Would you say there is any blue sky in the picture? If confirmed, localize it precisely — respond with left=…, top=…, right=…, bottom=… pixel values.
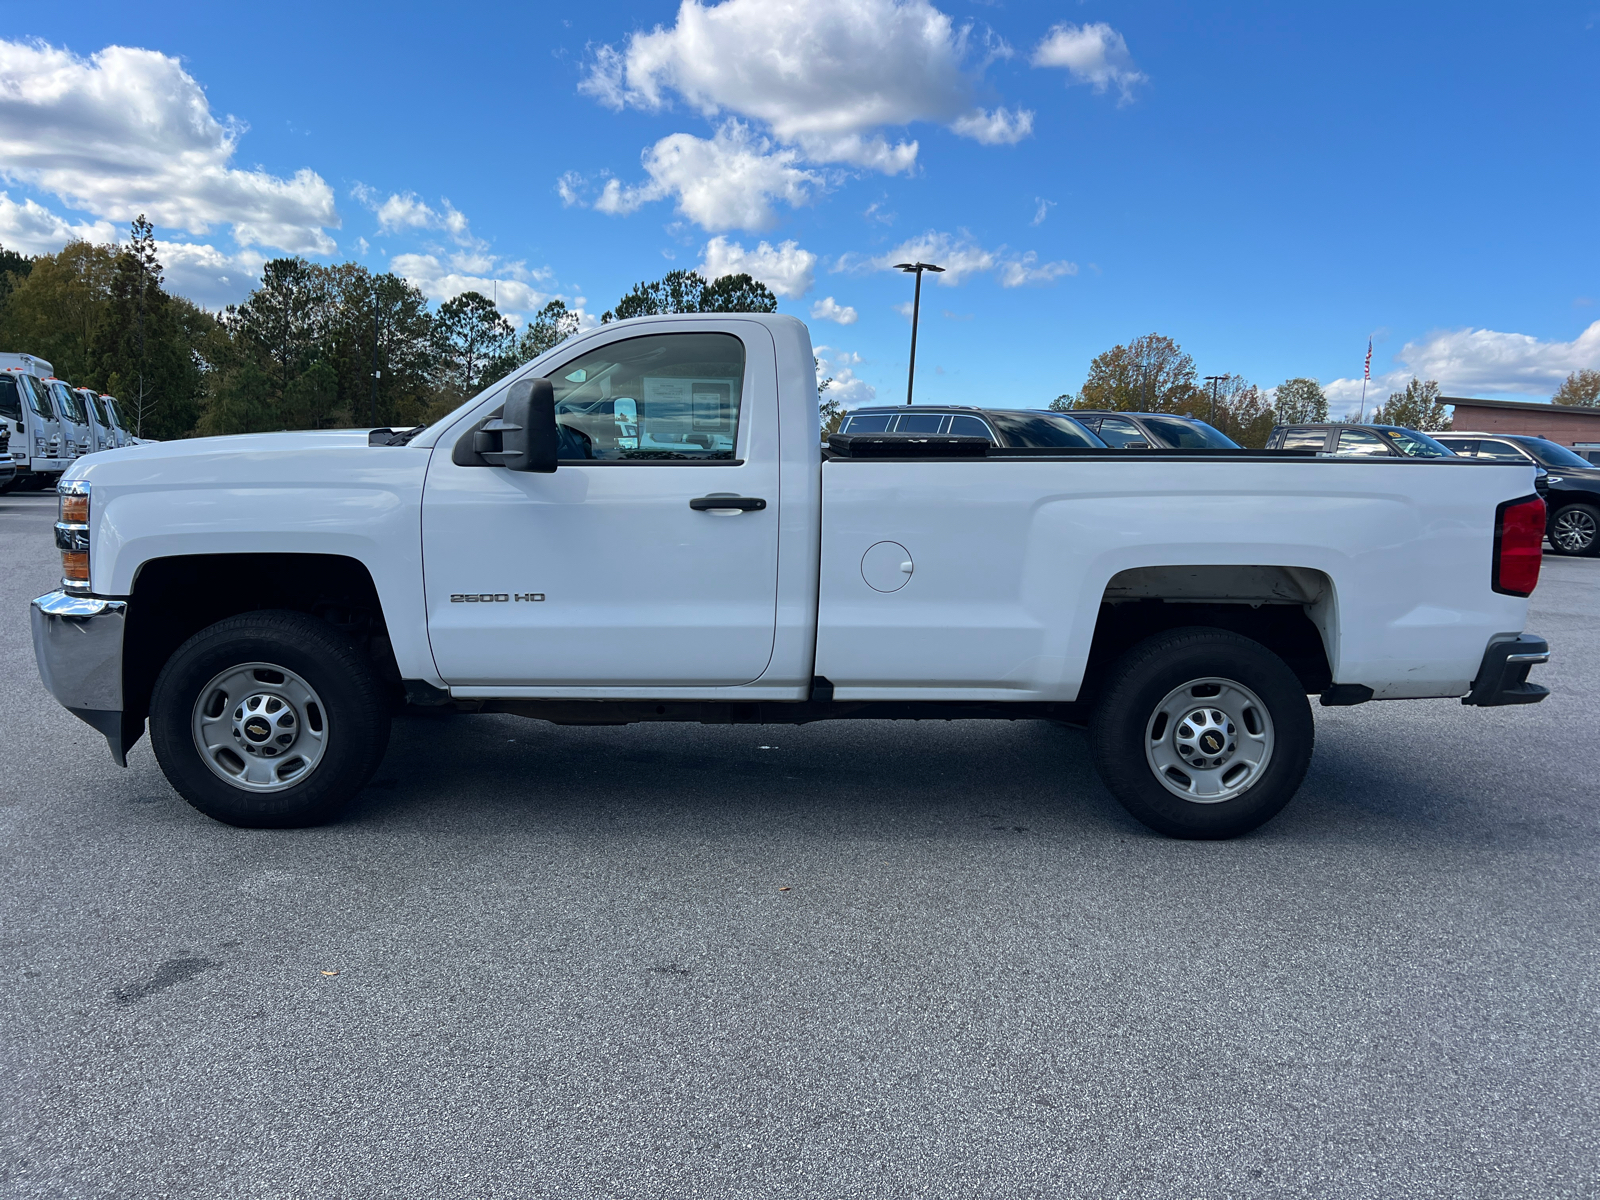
left=2, top=0, right=1597, bottom=412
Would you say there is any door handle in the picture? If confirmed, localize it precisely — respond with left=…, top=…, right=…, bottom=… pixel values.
left=689, top=495, right=767, bottom=513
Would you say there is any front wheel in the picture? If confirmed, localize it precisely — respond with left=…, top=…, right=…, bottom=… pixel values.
left=150, top=610, right=391, bottom=827
left=1548, top=503, right=1599, bottom=556
left=1089, top=628, right=1314, bottom=839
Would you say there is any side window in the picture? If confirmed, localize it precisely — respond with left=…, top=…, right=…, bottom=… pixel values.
left=1475, top=440, right=1528, bottom=462
left=1096, top=416, right=1145, bottom=447
left=842, top=414, right=892, bottom=433
left=0, top=377, right=22, bottom=423
left=893, top=412, right=946, bottom=434
left=546, top=332, right=744, bottom=461
left=947, top=414, right=995, bottom=442
left=1436, top=439, right=1476, bottom=456
left=1335, top=429, right=1393, bottom=457
left=1282, top=429, right=1330, bottom=452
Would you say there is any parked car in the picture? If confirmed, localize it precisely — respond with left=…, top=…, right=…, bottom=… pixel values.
left=1433, top=433, right=1600, bottom=556
left=1064, top=410, right=1239, bottom=449
left=1266, top=423, right=1457, bottom=458
left=837, top=405, right=1106, bottom=448
left=33, top=313, right=1550, bottom=840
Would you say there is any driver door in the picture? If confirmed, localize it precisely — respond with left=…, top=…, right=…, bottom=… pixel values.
left=421, top=323, right=782, bottom=689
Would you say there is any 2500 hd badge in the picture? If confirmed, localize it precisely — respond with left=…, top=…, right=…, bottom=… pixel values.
left=449, top=593, right=545, bottom=602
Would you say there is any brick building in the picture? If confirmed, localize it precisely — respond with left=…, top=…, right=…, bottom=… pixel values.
left=1443, top=396, right=1600, bottom=463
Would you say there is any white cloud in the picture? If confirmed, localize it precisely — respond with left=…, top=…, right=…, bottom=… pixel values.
left=0, top=191, right=116, bottom=253
left=556, top=171, right=584, bottom=207
left=948, top=106, right=1034, bottom=146
left=811, top=296, right=858, bottom=325
left=843, top=229, right=1076, bottom=289
left=699, top=235, right=816, bottom=297
left=353, top=186, right=475, bottom=246
left=390, top=252, right=553, bottom=313
left=816, top=344, right=875, bottom=405
left=580, top=0, right=1030, bottom=174
left=0, top=40, right=338, bottom=253
left=156, top=240, right=265, bottom=307
left=1032, top=22, right=1148, bottom=104
left=1321, top=371, right=1408, bottom=420
left=594, top=122, right=823, bottom=232
left=997, top=251, right=1078, bottom=287
left=1031, top=197, right=1055, bottom=226
left=1394, top=322, right=1600, bottom=395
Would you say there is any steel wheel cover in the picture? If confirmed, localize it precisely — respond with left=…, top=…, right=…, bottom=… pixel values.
left=1144, top=676, right=1275, bottom=804
left=191, top=661, right=329, bottom=792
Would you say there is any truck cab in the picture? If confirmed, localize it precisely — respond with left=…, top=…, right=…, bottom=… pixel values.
left=100, top=396, right=134, bottom=448
left=0, top=367, right=68, bottom=488
left=76, top=388, right=117, bottom=454
left=42, top=379, right=92, bottom=462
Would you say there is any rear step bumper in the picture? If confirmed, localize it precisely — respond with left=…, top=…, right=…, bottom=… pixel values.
left=1462, top=633, right=1550, bottom=706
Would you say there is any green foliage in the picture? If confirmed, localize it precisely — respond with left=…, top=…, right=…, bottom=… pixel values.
left=1273, top=377, right=1328, bottom=424
left=602, top=269, right=776, bottom=322
left=0, top=239, right=119, bottom=381
left=1054, top=333, right=1205, bottom=414
left=89, top=218, right=210, bottom=439
left=1553, top=368, right=1600, bottom=408
left=480, top=299, right=581, bottom=390
left=432, top=291, right=514, bottom=400
left=0, top=242, right=33, bottom=308
left=816, top=356, right=844, bottom=438
left=1373, top=378, right=1450, bottom=431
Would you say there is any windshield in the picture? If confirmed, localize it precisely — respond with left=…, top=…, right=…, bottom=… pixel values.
left=992, top=411, right=1104, bottom=448
left=103, top=398, right=128, bottom=431
left=49, top=382, right=86, bottom=424
left=1515, top=438, right=1593, bottom=469
left=1376, top=426, right=1456, bottom=458
left=1141, top=416, right=1239, bottom=449
left=0, top=376, right=22, bottom=423
left=19, top=374, right=53, bottom=419
left=85, top=393, right=111, bottom=426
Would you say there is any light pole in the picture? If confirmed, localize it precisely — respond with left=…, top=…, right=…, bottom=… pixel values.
left=893, top=261, right=944, bottom=404
left=1204, top=374, right=1225, bottom=429
left=369, top=287, right=382, bottom=428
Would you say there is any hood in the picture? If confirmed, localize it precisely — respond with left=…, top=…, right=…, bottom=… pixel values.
left=62, top=429, right=411, bottom=488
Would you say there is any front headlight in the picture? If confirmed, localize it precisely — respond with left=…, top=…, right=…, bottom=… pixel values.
left=56, top=479, right=91, bottom=594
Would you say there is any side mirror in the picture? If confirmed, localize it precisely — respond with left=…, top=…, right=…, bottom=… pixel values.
left=467, top=378, right=558, bottom=472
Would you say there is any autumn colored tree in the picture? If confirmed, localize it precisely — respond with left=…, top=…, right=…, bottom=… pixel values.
left=0, top=239, right=119, bottom=381
left=1552, top=368, right=1600, bottom=407
left=1049, top=333, right=1204, bottom=414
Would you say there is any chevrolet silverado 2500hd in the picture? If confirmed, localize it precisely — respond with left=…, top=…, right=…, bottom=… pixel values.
left=31, top=314, right=1550, bottom=838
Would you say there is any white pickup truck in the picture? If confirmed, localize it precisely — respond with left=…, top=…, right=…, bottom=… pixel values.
left=31, top=314, right=1551, bottom=838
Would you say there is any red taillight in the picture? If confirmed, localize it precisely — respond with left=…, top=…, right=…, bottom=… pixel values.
left=1493, top=494, right=1545, bottom=596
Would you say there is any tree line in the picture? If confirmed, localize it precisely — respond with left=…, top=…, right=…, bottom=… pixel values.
left=0, top=225, right=776, bottom=440
left=1046, top=332, right=1470, bottom=446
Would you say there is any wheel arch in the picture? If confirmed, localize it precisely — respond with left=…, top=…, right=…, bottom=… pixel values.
left=1080, top=564, right=1337, bottom=702
left=123, top=553, right=405, bottom=736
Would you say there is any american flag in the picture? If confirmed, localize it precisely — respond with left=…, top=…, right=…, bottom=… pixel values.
left=1364, top=337, right=1372, bottom=381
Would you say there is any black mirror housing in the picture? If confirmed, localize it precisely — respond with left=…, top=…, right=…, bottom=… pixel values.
left=463, top=377, right=558, bottom=472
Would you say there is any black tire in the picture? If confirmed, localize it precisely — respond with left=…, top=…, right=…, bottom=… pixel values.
left=1089, top=628, right=1314, bottom=839
left=1548, top=503, right=1599, bottom=557
left=0, top=476, right=18, bottom=495
left=150, top=610, right=390, bottom=828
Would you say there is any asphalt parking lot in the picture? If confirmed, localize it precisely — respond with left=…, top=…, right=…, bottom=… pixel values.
left=1, top=488, right=1596, bottom=1200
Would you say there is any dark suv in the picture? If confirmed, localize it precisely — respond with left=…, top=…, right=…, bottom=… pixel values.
left=1266, top=422, right=1457, bottom=458
left=837, top=406, right=1106, bottom=448
left=1433, top=433, right=1600, bottom=556
left=1064, top=410, right=1238, bottom=449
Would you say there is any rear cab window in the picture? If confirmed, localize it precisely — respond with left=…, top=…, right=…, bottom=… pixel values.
left=841, top=414, right=892, bottom=434
left=1335, top=429, right=1393, bottom=457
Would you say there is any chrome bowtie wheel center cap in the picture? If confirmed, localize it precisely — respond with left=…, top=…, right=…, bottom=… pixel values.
left=232, top=692, right=299, bottom=756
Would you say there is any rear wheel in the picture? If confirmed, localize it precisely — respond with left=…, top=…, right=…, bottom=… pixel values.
left=1548, top=503, right=1599, bottom=556
left=1089, top=628, right=1314, bottom=839
left=150, top=610, right=390, bottom=827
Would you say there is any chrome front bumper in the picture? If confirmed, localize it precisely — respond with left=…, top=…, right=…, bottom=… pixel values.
left=31, top=590, right=135, bottom=765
